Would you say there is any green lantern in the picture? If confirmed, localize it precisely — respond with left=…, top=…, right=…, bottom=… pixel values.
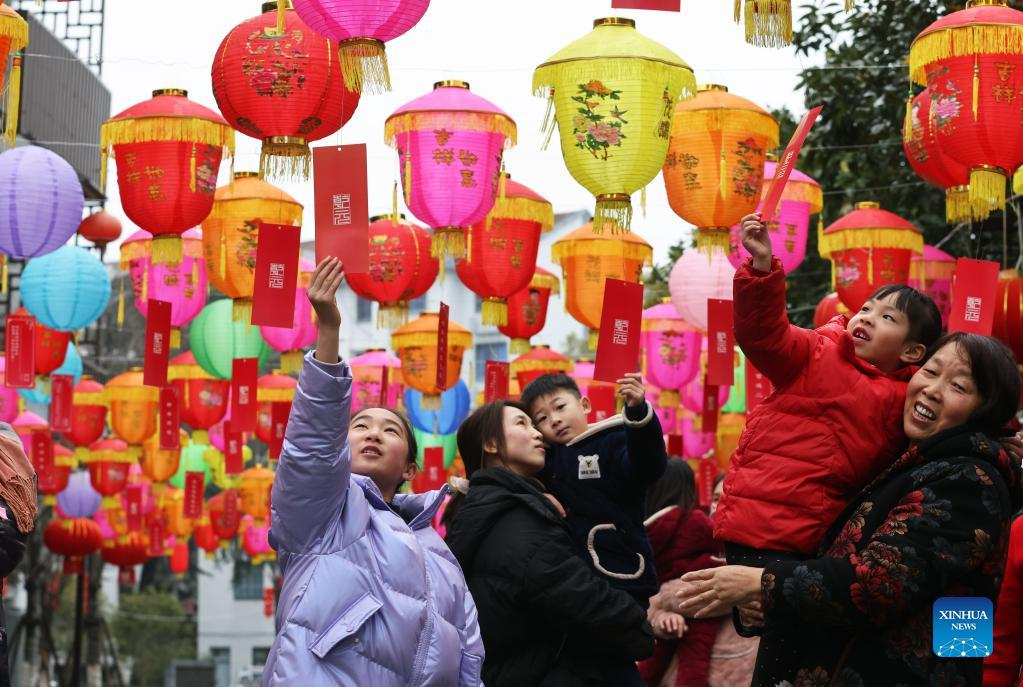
left=170, top=440, right=214, bottom=489
left=190, top=298, right=271, bottom=379
left=413, top=427, right=458, bottom=468
left=722, top=347, right=746, bottom=414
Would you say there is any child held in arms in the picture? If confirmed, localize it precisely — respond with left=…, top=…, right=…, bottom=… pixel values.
left=714, top=212, right=942, bottom=590
left=520, top=372, right=668, bottom=609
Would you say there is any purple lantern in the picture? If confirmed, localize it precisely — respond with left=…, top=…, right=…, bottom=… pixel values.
left=642, top=301, right=702, bottom=409
left=57, top=470, right=102, bottom=518
left=0, top=146, right=85, bottom=258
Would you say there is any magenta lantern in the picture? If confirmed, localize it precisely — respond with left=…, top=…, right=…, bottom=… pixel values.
left=669, top=250, right=736, bottom=331
left=13, top=410, right=47, bottom=453
left=642, top=301, right=702, bottom=409
left=681, top=374, right=730, bottom=415
left=385, top=80, right=517, bottom=260
left=0, top=358, right=23, bottom=423
left=349, top=349, right=403, bottom=413
left=909, top=245, right=955, bottom=327
left=679, top=411, right=715, bottom=460
left=259, top=259, right=317, bottom=375
left=133, top=228, right=207, bottom=348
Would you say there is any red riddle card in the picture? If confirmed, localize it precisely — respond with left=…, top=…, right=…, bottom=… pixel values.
left=761, top=106, right=823, bottom=222
left=30, top=430, right=52, bottom=479
left=588, top=385, right=617, bottom=423
left=184, top=471, right=205, bottom=518
left=143, top=299, right=172, bottom=388
left=379, top=365, right=389, bottom=406
left=251, top=223, right=301, bottom=328
left=698, top=458, right=718, bottom=508
left=49, top=374, right=73, bottom=433
left=159, top=386, right=181, bottom=450
left=5, top=314, right=34, bottom=388
left=611, top=0, right=680, bottom=9
left=231, top=359, right=259, bottom=432
left=667, top=433, right=683, bottom=457
left=484, top=361, right=510, bottom=404
left=701, top=380, right=720, bottom=435
left=948, top=258, right=1000, bottom=335
left=224, top=422, right=244, bottom=474
left=421, top=446, right=445, bottom=492
left=268, top=401, right=290, bottom=460
left=436, top=303, right=450, bottom=390
left=593, top=279, right=644, bottom=384
left=313, top=143, right=369, bottom=273
left=706, top=299, right=735, bottom=387
left=125, top=484, right=143, bottom=531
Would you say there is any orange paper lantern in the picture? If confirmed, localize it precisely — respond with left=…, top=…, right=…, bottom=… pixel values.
left=104, top=369, right=159, bottom=456
left=391, top=313, right=472, bottom=409
left=238, top=465, right=275, bottom=524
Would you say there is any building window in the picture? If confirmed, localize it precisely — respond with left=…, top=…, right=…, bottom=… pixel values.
left=474, top=342, right=508, bottom=383
left=356, top=297, right=372, bottom=323
left=475, top=295, right=482, bottom=313
left=232, top=563, right=264, bottom=601
left=409, top=295, right=427, bottom=315
left=211, top=647, right=230, bottom=687
left=252, top=647, right=271, bottom=667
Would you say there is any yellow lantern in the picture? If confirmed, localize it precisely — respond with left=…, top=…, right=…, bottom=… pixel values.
left=162, top=488, right=195, bottom=539
left=104, top=369, right=159, bottom=458
left=664, top=84, right=778, bottom=253
left=551, top=222, right=653, bottom=349
left=391, top=313, right=472, bottom=409
left=533, top=17, right=696, bottom=234
left=238, top=465, right=275, bottom=524
left=201, top=172, right=303, bottom=322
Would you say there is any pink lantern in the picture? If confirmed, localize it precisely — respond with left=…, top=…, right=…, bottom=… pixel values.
left=208, top=404, right=252, bottom=453
left=119, top=229, right=150, bottom=302
left=571, top=359, right=614, bottom=400
left=120, top=464, right=157, bottom=517
left=0, top=357, right=22, bottom=423
left=13, top=410, right=47, bottom=452
left=679, top=411, right=715, bottom=460
left=681, top=375, right=730, bottom=415
left=385, top=80, right=517, bottom=259
left=669, top=250, right=736, bottom=331
left=241, top=514, right=274, bottom=564
left=291, top=0, right=431, bottom=94
left=909, top=245, right=955, bottom=327
left=642, top=301, right=702, bottom=408
left=133, top=228, right=207, bottom=348
left=259, top=259, right=317, bottom=374
left=349, top=349, right=403, bottom=413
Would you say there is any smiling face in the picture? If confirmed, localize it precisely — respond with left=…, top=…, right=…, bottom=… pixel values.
left=904, top=342, right=984, bottom=444
left=845, top=293, right=926, bottom=373
left=529, top=390, right=591, bottom=445
left=349, top=408, right=416, bottom=499
left=484, top=406, right=547, bottom=477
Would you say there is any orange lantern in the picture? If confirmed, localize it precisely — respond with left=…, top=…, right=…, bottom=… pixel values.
left=499, top=267, right=560, bottom=354
left=104, top=369, right=159, bottom=457
left=162, top=488, right=195, bottom=539
left=663, top=84, right=778, bottom=253
left=201, top=172, right=303, bottom=322
left=391, top=313, right=472, bottom=409
left=101, top=531, right=149, bottom=585
left=238, top=465, right=275, bottom=524
left=140, top=430, right=187, bottom=488
left=818, top=201, right=923, bottom=312
left=66, top=377, right=107, bottom=465
left=551, top=222, right=653, bottom=349
left=256, top=372, right=297, bottom=446
left=168, top=351, right=230, bottom=442
left=510, top=345, right=574, bottom=390
left=84, top=438, right=133, bottom=509
left=44, top=518, right=104, bottom=575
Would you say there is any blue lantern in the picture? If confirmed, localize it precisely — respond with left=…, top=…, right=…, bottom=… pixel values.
left=22, top=245, right=110, bottom=332
left=19, top=342, right=82, bottom=405
left=405, top=380, right=470, bottom=435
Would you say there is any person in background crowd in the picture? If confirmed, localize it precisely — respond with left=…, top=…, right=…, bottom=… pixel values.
left=263, top=258, right=483, bottom=687
left=709, top=473, right=725, bottom=518
left=678, top=333, right=1022, bottom=687
left=0, top=424, right=34, bottom=687
left=445, top=400, right=654, bottom=686
left=985, top=512, right=1023, bottom=686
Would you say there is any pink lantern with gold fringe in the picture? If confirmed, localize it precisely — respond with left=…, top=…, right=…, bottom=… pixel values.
left=350, top=349, right=403, bottom=412
left=909, top=245, right=956, bottom=327
left=385, top=80, right=517, bottom=260
left=129, top=228, right=207, bottom=348
left=669, top=250, right=735, bottom=331
left=642, top=300, right=702, bottom=409
left=259, top=258, right=317, bottom=374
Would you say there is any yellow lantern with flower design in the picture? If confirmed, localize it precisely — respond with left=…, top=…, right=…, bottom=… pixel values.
left=533, top=17, right=696, bottom=234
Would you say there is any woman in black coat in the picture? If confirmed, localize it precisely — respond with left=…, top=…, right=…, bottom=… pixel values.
left=676, top=333, right=1023, bottom=686
left=445, top=400, right=654, bottom=687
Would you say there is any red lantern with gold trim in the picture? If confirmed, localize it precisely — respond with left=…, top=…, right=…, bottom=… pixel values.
left=37, top=444, right=72, bottom=506
left=101, top=89, right=234, bottom=265
left=456, top=174, right=552, bottom=326
left=211, top=1, right=360, bottom=179
left=510, top=345, right=574, bottom=391
left=66, top=377, right=108, bottom=466
left=11, top=307, right=71, bottom=377
left=347, top=215, right=439, bottom=328
left=101, top=531, right=150, bottom=586
left=255, top=372, right=296, bottom=446
left=140, top=430, right=187, bottom=487
left=85, top=438, right=133, bottom=509
left=44, top=518, right=104, bottom=575
left=499, top=267, right=559, bottom=355
left=208, top=490, right=242, bottom=541
left=169, top=351, right=230, bottom=442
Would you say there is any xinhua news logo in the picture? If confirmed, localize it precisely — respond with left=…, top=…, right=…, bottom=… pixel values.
left=932, top=597, right=993, bottom=658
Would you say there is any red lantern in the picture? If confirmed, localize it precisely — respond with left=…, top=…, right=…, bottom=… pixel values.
left=346, top=215, right=439, bottom=328
left=101, top=89, right=234, bottom=265
left=13, top=307, right=70, bottom=377
left=77, top=211, right=123, bottom=248
left=208, top=490, right=241, bottom=541
left=256, top=373, right=296, bottom=445
left=37, top=444, right=72, bottom=506
left=902, top=88, right=973, bottom=223
left=499, top=267, right=559, bottom=354
left=85, top=438, right=132, bottom=509
left=510, top=345, right=574, bottom=391
left=456, top=174, right=552, bottom=326
left=994, top=271, right=1023, bottom=361
left=910, top=1, right=1023, bottom=215
left=818, top=201, right=923, bottom=312
left=169, top=540, right=189, bottom=576
left=169, top=352, right=230, bottom=442
left=195, top=518, right=220, bottom=558
left=66, top=377, right=108, bottom=465
left=211, top=1, right=360, bottom=179
left=813, top=292, right=849, bottom=329
left=44, top=518, right=104, bottom=575
left=101, top=531, right=150, bottom=586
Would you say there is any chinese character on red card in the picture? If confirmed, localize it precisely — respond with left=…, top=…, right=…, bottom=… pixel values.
left=706, top=299, right=735, bottom=387
left=268, top=402, right=290, bottom=460
left=184, top=471, right=205, bottom=519
left=30, top=430, right=52, bottom=476
left=231, top=359, right=258, bottom=432
left=761, top=106, right=823, bottom=222
left=484, top=361, right=510, bottom=404
left=49, top=374, right=73, bottom=432
left=745, top=362, right=773, bottom=415
left=593, top=279, right=644, bottom=384
left=143, top=299, right=172, bottom=388
left=159, top=386, right=181, bottom=450
left=313, top=144, right=369, bottom=273
left=125, top=485, right=143, bottom=531
left=5, top=315, right=34, bottom=388
left=698, top=458, right=719, bottom=508
left=701, top=380, right=720, bottom=434
left=252, top=223, right=301, bottom=328
left=224, top=422, right=244, bottom=474
left=948, top=258, right=1000, bottom=335
left=421, top=446, right=445, bottom=492
left=436, top=303, right=449, bottom=390
left=588, top=385, right=617, bottom=423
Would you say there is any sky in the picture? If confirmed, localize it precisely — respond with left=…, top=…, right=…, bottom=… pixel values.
left=95, top=0, right=815, bottom=268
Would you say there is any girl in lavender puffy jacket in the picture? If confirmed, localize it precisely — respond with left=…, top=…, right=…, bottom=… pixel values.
left=262, top=258, right=484, bottom=687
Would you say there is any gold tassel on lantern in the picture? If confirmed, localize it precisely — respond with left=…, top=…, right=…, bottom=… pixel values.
left=431, top=227, right=466, bottom=260
left=151, top=235, right=183, bottom=266
left=232, top=298, right=253, bottom=324
left=946, top=185, right=973, bottom=223
left=260, top=137, right=311, bottom=180
left=540, top=88, right=557, bottom=151
left=189, top=145, right=197, bottom=193
left=969, top=166, right=1006, bottom=215
left=903, top=90, right=914, bottom=142
left=338, top=38, right=391, bottom=94
left=117, top=279, right=125, bottom=327
left=588, top=329, right=598, bottom=351
left=972, top=56, right=980, bottom=121
left=719, top=148, right=728, bottom=200
left=742, top=0, right=793, bottom=49
left=377, top=303, right=409, bottom=330
left=3, top=53, right=22, bottom=148
left=510, top=338, right=531, bottom=355
left=280, top=350, right=303, bottom=374
left=0, top=255, right=7, bottom=296
left=481, top=298, right=509, bottom=327
left=391, top=181, right=400, bottom=226
left=594, top=194, right=632, bottom=235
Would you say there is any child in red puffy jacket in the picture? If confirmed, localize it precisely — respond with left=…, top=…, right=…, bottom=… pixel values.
left=714, top=213, right=943, bottom=569
left=985, top=514, right=1023, bottom=686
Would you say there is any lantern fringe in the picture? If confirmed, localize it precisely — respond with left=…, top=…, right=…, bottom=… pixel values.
left=640, top=186, right=647, bottom=218
left=378, top=303, right=409, bottom=330
left=551, top=239, right=653, bottom=265
left=104, top=386, right=160, bottom=403
left=391, top=331, right=472, bottom=350
left=540, top=88, right=556, bottom=151
left=946, top=186, right=981, bottom=223
left=385, top=112, right=517, bottom=148
left=696, top=229, right=731, bottom=255
left=903, top=92, right=914, bottom=144
left=256, top=387, right=295, bottom=403
left=659, top=389, right=680, bottom=408
left=530, top=271, right=560, bottom=294
left=204, top=200, right=302, bottom=225
left=969, top=167, right=1006, bottom=215
left=151, top=235, right=184, bottom=266
left=489, top=195, right=555, bottom=232
left=510, top=358, right=574, bottom=375
left=280, top=350, right=303, bottom=374
left=87, top=451, right=135, bottom=464
left=0, top=13, right=28, bottom=48
left=1, top=256, right=7, bottom=296
left=170, top=327, right=182, bottom=350
left=100, top=116, right=235, bottom=155
left=72, top=447, right=89, bottom=467
left=533, top=60, right=697, bottom=109
left=817, top=227, right=924, bottom=258
left=742, top=0, right=793, bottom=49
left=593, top=197, right=633, bottom=235
left=510, top=338, right=532, bottom=355
left=685, top=109, right=780, bottom=145
left=260, top=142, right=311, bottom=181
left=338, top=38, right=391, bottom=94
left=117, top=279, right=125, bottom=327
left=845, top=0, right=855, bottom=10
left=42, top=494, right=56, bottom=506
left=420, top=394, right=443, bottom=410
left=72, top=391, right=106, bottom=406
left=910, top=255, right=957, bottom=281
left=587, top=329, right=598, bottom=351
left=910, top=23, right=1023, bottom=85
left=119, top=239, right=150, bottom=271
left=232, top=298, right=253, bottom=324
left=167, top=363, right=214, bottom=381
left=481, top=298, right=509, bottom=327
left=431, top=227, right=466, bottom=260
left=3, top=54, right=22, bottom=148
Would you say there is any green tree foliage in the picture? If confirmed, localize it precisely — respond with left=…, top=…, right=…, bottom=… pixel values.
left=112, top=590, right=196, bottom=687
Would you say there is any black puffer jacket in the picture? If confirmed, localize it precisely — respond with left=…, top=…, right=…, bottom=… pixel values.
left=445, top=468, right=654, bottom=687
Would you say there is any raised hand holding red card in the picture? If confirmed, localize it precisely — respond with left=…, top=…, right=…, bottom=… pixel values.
left=594, top=279, right=644, bottom=384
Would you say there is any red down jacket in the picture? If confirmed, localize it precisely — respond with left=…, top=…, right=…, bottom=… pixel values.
left=713, top=258, right=911, bottom=556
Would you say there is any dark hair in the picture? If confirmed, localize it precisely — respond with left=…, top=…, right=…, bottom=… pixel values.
left=922, top=332, right=1020, bottom=432
left=519, top=373, right=582, bottom=414
left=644, top=459, right=697, bottom=519
left=456, top=400, right=532, bottom=478
left=713, top=472, right=725, bottom=490
left=351, top=407, right=418, bottom=466
left=869, top=284, right=943, bottom=349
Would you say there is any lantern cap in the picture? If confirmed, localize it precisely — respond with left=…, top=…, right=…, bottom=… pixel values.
left=819, top=205, right=924, bottom=258
left=152, top=88, right=187, bottom=98
left=511, top=346, right=574, bottom=375
left=103, top=89, right=234, bottom=156
left=855, top=201, right=880, bottom=209
left=672, top=88, right=780, bottom=148
left=642, top=301, right=696, bottom=331
left=909, top=1, right=1023, bottom=85
left=697, top=84, right=728, bottom=92
left=207, top=174, right=303, bottom=223
left=233, top=171, right=260, bottom=180
left=391, top=312, right=473, bottom=350
left=551, top=222, right=653, bottom=266
left=593, top=17, right=636, bottom=28
left=434, top=80, right=470, bottom=90
left=370, top=213, right=407, bottom=223
left=262, top=0, right=293, bottom=11
left=385, top=82, right=517, bottom=148
left=0, top=4, right=28, bottom=52
left=529, top=267, right=560, bottom=294
left=481, top=177, right=555, bottom=232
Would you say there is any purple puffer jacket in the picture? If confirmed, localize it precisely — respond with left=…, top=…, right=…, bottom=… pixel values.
left=262, top=354, right=484, bottom=686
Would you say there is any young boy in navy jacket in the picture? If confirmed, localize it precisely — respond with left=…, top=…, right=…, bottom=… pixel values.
left=521, top=372, right=668, bottom=608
